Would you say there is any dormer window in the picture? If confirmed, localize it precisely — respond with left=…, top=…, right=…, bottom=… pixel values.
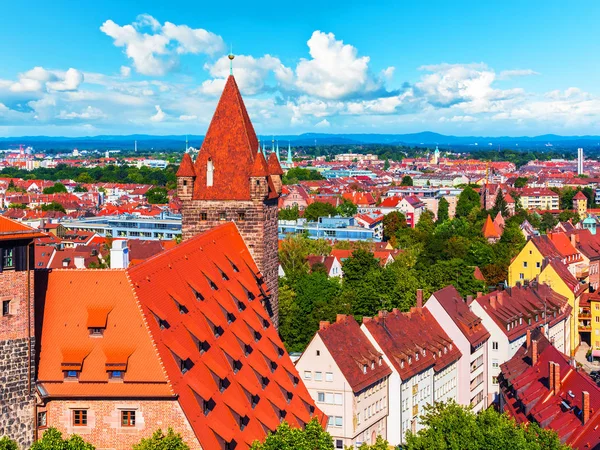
left=207, top=159, right=214, bottom=187
left=233, top=360, right=243, bottom=373
left=198, top=340, right=210, bottom=354
left=363, top=364, right=367, bottom=374
left=109, top=370, right=123, bottom=380
left=89, top=327, right=104, bottom=337
left=378, top=356, right=383, bottom=366
left=180, top=358, right=194, bottom=374
left=371, top=361, right=375, bottom=370
left=219, top=377, right=230, bottom=393
left=408, top=356, right=412, bottom=364
left=64, top=370, right=79, bottom=379
left=251, top=394, right=260, bottom=408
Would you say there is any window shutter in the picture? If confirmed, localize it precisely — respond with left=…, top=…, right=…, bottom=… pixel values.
left=15, top=246, right=27, bottom=271
left=0, top=248, right=3, bottom=273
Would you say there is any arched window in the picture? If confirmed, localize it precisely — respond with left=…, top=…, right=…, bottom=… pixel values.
left=207, top=159, right=214, bottom=187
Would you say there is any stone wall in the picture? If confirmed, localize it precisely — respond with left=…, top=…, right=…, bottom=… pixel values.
left=181, top=197, right=279, bottom=328
left=42, top=398, right=201, bottom=450
left=0, top=337, right=35, bottom=449
left=0, top=269, right=35, bottom=448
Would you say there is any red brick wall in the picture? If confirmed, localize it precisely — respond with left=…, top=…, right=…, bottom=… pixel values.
left=0, top=270, right=34, bottom=340
left=42, top=399, right=202, bottom=449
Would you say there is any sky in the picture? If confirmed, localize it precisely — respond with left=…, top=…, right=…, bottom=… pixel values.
left=1, top=0, right=600, bottom=137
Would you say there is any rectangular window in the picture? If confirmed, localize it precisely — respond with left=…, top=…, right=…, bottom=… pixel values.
left=492, top=342, right=499, bottom=351
left=2, top=300, right=10, bottom=316
left=89, top=327, right=103, bottom=336
left=73, top=410, right=87, bottom=426
left=325, top=393, right=334, bottom=404
left=523, top=261, right=528, bottom=268
left=37, top=411, right=47, bottom=428
left=237, top=212, right=245, bottom=221
left=334, top=393, right=343, bottom=405
left=121, top=410, right=136, bottom=427
left=334, top=416, right=343, bottom=427
left=3, top=248, right=14, bottom=269
left=536, top=262, right=541, bottom=268
left=336, top=440, right=343, bottom=449
left=519, top=273, right=524, bottom=280
left=492, top=359, right=499, bottom=368
left=65, top=370, right=79, bottom=379
left=492, top=376, right=499, bottom=385
left=303, top=371, right=311, bottom=380
left=315, top=371, right=323, bottom=381
left=325, top=372, right=333, bottom=382
left=200, top=212, right=207, bottom=221
left=317, top=392, right=324, bottom=402
left=219, top=212, right=226, bottom=221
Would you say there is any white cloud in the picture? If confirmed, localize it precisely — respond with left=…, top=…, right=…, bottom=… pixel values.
left=57, top=106, right=106, bottom=120
left=315, top=119, right=330, bottom=128
left=498, top=69, right=539, bottom=80
left=179, top=114, right=197, bottom=121
left=47, top=68, right=84, bottom=91
left=439, top=115, right=477, bottom=122
left=150, top=104, right=166, bottom=122
left=100, top=14, right=225, bottom=76
left=9, top=67, right=83, bottom=93
left=120, top=66, right=131, bottom=77
left=294, top=31, right=384, bottom=100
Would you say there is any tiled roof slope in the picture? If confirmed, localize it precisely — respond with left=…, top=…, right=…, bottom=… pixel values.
left=192, top=76, right=259, bottom=200
left=432, top=285, right=490, bottom=348
left=177, top=152, right=196, bottom=177
left=500, top=331, right=600, bottom=448
left=0, top=215, right=44, bottom=241
left=36, top=270, right=172, bottom=398
left=318, top=315, right=392, bottom=393
left=362, top=308, right=461, bottom=380
left=128, top=223, right=324, bottom=449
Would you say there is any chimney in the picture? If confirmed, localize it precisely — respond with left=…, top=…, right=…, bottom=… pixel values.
left=110, top=239, right=129, bottom=269
left=498, top=291, right=504, bottom=306
left=74, top=256, right=85, bottom=269
left=532, top=339, right=538, bottom=366
left=416, top=289, right=423, bottom=309
left=319, top=321, right=329, bottom=330
left=336, top=314, right=347, bottom=323
left=466, top=295, right=474, bottom=305
left=490, top=295, right=497, bottom=309
left=526, top=329, right=531, bottom=349
left=583, top=391, right=590, bottom=424
left=554, top=362, right=561, bottom=393
left=549, top=361, right=555, bottom=393
left=570, top=233, right=577, bottom=248
left=477, top=291, right=483, bottom=298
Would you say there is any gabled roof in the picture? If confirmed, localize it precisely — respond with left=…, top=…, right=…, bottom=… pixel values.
left=318, top=315, right=391, bottom=393
left=128, top=223, right=324, bottom=448
left=530, top=235, right=562, bottom=259
left=0, top=216, right=44, bottom=241
left=191, top=76, right=261, bottom=201
left=176, top=153, right=196, bottom=177
left=547, top=232, right=580, bottom=258
left=483, top=214, right=501, bottom=239
left=431, top=285, right=490, bottom=348
left=574, top=191, right=587, bottom=201
left=362, top=308, right=461, bottom=380
left=267, top=152, right=284, bottom=176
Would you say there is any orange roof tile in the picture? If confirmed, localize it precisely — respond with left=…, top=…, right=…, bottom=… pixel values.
left=267, top=152, right=284, bottom=176
left=176, top=152, right=196, bottom=177
left=0, top=216, right=44, bottom=241
left=482, top=214, right=501, bottom=239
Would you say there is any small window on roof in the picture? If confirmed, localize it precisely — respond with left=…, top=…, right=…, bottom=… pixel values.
left=219, top=377, right=230, bottom=393
left=89, top=327, right=104, bottom=337
left=237, top=300, right=246, bottom=312
left=198, top=340, right=210, bottom=353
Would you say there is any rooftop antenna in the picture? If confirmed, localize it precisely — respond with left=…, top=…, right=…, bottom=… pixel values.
left=228, top=45, right=234, bottom=75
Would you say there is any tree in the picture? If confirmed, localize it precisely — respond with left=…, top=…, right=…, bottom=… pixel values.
left=303, top=201, right=337, bottom=222
left=31, top=427, right=95, bottom=450
left=423, top=258, right=485, bottom=297
left=383, top=158, right=390, bottom=170
left=250, top=419, right=333, bottom=450
left=8, top=203, right=27, bottom=209
left=491, top=191, right=509, bottom=217
left=342, top=250, right=381, bottom=285
left=279, top=205, right=300, bottom=220
left=437, top=197, right=450, bottom=223
left=558, top=210, right=580, bottom=224
left=352, top=436, right=390, bottom=450
left=74, top=185, right=88, bottom=193
left=41, top=201, right=66, bottom=213
left=456, top=186, right=481, bottom=218
left=43, top=182, right=68, bottom=194
left=514, top=177, right=528, bottom=188
left=279, top=235, right=310, bottom=278
left=401, top=175, right=413, bottom=186
left=337, top=199, right=358, bottom=217
left=282, top=167, right=325, bottom=184
left=383, top=211, right=407, bottom=241
left=405, top=400, right=568, bottom=450
left=0, top=437, right=18, bottom=450
left=540, top=212, right=558, bottom=232
left=133, top=428, right=189, bottom=450
left=146, top=187, right=169, bottom=204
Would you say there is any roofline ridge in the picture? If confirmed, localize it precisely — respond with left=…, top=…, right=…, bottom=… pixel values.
left=124, top=270, right=175, bottom=396
left=230, top=75, right=257, bottom=160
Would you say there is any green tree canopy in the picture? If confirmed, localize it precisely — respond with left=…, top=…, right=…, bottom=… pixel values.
left=456, top=186, right=481, bottom=218
left=383, top=211, right=407, bottom=241
left=146, top=187, right=169, bottom=204
left=133, top=428, right=189, bottom=450
left=43, top=182, right=68, bottom=194
left=282, top=167, right=325, bottom=184
left=0, top=437, right=18, bottom=450
left=514, top=177, right=529, bottom=188
left=41, top=201, right=66, bottom=213
left=401, top=175, right=414, bottom=186
left=31, top=428, right=95, bottom=450
left=279, top=205, right=300, bottom=221
left=337, top=199, right=358, bottom=217
left=304, top=201, right=338, bottom=222
left=405, top=400, right=568, bottom=450
left=491, top=191, right=509, bottom=217
left=437, top=197, right=450, bottom=223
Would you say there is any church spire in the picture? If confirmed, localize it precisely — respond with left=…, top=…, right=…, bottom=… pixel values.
left=286, top=141, right=293, bottom=164
left=228, top=47, right=234, bottom=75
left=276, top=140, right=280, bottom=161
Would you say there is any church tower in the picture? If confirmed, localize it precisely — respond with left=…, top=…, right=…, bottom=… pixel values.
left=177, top=73, right=282, bottom=327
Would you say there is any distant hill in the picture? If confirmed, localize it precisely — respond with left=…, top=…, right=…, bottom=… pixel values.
left=1, top=132, right=600, bottom=151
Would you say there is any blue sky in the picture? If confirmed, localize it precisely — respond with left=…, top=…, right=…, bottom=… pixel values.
left=1, top=0, right=599, bottom=136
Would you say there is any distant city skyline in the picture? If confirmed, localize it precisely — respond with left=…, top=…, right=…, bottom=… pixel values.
left=1, top=0, right=599, bottom=137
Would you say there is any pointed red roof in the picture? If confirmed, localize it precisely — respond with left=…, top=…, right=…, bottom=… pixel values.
left=574, top=191, right=587, bottom=201
left=267, top=152, right=284, bottom=176
left=251, top=151, right=269, bottom=177
left=192, top=76, right=259, bottom=200
left=482, top=214, right=501, bottom=239
left=176, top=153, right=196, bottom=177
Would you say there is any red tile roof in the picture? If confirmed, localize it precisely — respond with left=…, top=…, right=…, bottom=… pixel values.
left=176, top=152, right=196, bottom=177
left=431, top=285, right=490, bottom=348
left=574, top=191, right=587, bottom=200
left=0, top=216, right=44, bottom=241
left=318, top=315, right=391, bottom=393
left=267, top=152, right=284, bottom=176
left=362, top=308, right=461, bottom=379
left=482, top=214, right=501, bottom=239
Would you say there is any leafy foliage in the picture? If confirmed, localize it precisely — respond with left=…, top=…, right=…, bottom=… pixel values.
left=0, top=437, right=18, bottom=450
left=437, top=197, right=450, bottom=223
left=337, top=199, right=358, bottom=217
left=514, top=176, right=529, bottom=188
left=405, top=401, right=569, bottom=450
left=31, top=427, right=95, bottom=450
left=456, top=186, right=481, bottom=218
left=401, top=175, right=413, bottom=186
left=145, top=187, right=169, bottom=204
left=43, top=182, right=68, bottom=194
left=41, top=201, right=66, bottom=213
left=282, top=167, right=325, bottom=184
left=279, top=205, right=300, bottom=220
left=132, top=428, right=189, bottom=450
left=303, top=202, right=338, bottom=222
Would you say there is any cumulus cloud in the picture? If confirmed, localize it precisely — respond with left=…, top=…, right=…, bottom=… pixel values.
left=9, top=67, right=83, bottom=93
left=57, top=106, right=106, bottom=120
left=47, top=68, right=84, bottom=91
left=100, top=14, right=225, bottom=76
left=150, top=104, right=166, bottom=122
left=315, top=119, right=330, bottom=128
left=498, top=69, right=539, bottom=80
left=120, top=66, right=131, bottom=77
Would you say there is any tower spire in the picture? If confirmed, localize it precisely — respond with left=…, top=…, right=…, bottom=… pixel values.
left=287, top=141, right=292, bottom=164
left=276, top=140, right=280, bottom=161
left=228, top=45, right=234, bottom=76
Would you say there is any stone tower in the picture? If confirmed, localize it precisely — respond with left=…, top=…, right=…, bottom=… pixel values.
left=177, top=75, right=282, bottom=327
left=0, top=218, right=42, bottom=448
left=573, top=190, right=588, bottom=221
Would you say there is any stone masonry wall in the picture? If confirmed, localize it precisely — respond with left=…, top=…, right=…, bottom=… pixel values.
left=0, top=269, right=35, bottom=448
left=181, top=197, right=280, bottom=328
left=43, top=399, right=201, bottom=450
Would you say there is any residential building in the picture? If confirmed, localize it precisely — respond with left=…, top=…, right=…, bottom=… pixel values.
left=508, top=235, right=562, bottom=286
left=354, top=212, right=384, bottom=241
left=278, top=217, right=380, bottom=242
left=515, top=188, right=559, bottom=211
left=296, top=315, right=392, bottom=448
left=425, top=286, right=490, bottom=411
left=470, top=284, right=571, bottom=403
left=360, top=295, right=461, bottom=446
left=500, top=330, right=600, bottom=449
left=306, top=254, right=343, bottom=278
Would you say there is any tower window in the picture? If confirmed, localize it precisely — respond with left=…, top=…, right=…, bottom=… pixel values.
left=200, top=212, right=207, bottom=221
left=207, top=159, right=214, bottom=187
left=2, top=300, right=11, bottom=316
left=238, top=212, right=245, bottom=221
left=73, top=410, right=87, bottom=426
left=121, top=410, right=136, bottom=427
left=3, top=248, right=14, bottom=269
left=219, top=212, right=226, bottom=221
